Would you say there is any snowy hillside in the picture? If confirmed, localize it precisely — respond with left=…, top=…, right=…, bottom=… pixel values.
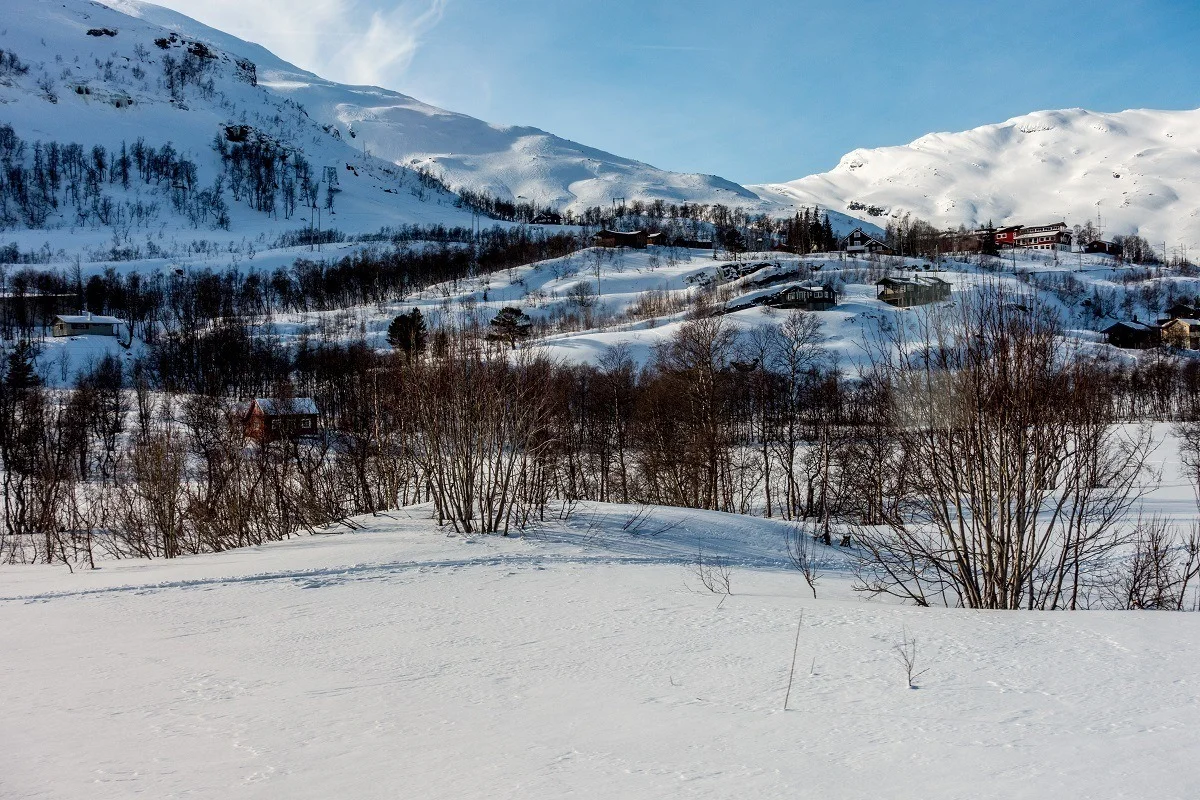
left=232, top=243, right=1189, bottom=382
left=754, top=107, right=1200, bottom=249
left=0, top=0, right=489, bottom=257
left=96, top=0, right=770, bottom=214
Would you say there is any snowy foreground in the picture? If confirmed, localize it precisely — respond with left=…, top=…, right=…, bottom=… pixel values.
left=2, top=504, right=1199, bottom=799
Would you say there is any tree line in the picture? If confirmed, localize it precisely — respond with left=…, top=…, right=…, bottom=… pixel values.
left=2, top=280, right=1198, bottom=610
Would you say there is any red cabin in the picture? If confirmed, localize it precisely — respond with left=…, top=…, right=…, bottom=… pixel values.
left=244, top=398, right=320, bottom=442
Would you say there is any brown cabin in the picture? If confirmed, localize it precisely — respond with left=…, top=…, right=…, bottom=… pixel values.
left=593, top=229, right=648, bottom=249
left=1085, top=240, right=1122, bottom=257
left=244, top=398, right=320, bottom=442
left=1160, top=318, right=1200, bottom=350
left=1103, top=320, right=1159, bottom=350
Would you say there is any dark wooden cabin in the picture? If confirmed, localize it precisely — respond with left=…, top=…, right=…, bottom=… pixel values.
left=593, top=229, right=648, bottom=249
left=1085, top=240, right=1122, bottom=257
left=844, top=227, right=894, bottom=255
left=244, top=398, right=320, bottom=442
left=876, top=276, right=951, bottom=308
left=764, top=284, right=839, bottom=311
left=1102, top=320, right=1159, bottom=350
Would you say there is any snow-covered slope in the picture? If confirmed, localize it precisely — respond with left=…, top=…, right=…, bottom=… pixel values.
left=97, top=0, right=768, bottom=213
left=755, top=108, right=1200, bottom=247
left=3, top=500, right=1199, bottom=800
left=0, top=0, right=485, bottom=250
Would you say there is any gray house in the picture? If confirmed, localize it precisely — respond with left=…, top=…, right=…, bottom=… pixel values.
left=52, top=313, right=123, bottom=337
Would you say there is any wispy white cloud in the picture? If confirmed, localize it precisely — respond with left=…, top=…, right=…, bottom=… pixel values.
left=144, top=0, right=447, bottom=87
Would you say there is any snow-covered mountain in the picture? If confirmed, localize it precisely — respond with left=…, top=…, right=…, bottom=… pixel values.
left=754, top=107, right=1200, bottom=248
left=0, top=0, right=494, bottom=250
left=101, top=0, right=767, bottom=213
left=8, top=0, right=1199, bottom=255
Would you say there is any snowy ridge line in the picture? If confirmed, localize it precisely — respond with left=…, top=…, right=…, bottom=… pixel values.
left=0, top=547, right=794, bottom=603
left=752, top=106, right=1200, bottom=248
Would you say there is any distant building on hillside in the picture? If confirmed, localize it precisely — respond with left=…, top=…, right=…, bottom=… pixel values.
left=243, top=398, right=320, bottom=442
left=1085, top=239, right=1122, bottom=257
left=844, top=227, right=894, bottom=255
left=673, top=237, right=714, bottom=250
left=876, top=276, right=951, bottom=308
left=763, top=284, right=839, bottom=311
left=51, top=312, right=123, bottom=337
left=646, top=232, right=666, bottom=246
left=1160, top=318, right=1200, bottom=350
left=1164, top=303, right=1199, bottom=322
left=1102, top=319, right=1159, bottom=349
left=993, top=225, right=1024, bottom=248
left=593, top=229, right=648, bottom=249
left=1013, top=222, right=1071, bottom=251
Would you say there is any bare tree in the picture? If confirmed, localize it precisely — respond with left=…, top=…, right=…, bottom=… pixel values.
left=691, top=543, right=733, bottom=597
left=1111, top=516, right=1200, bottom=610
left=786, top=522, right=823, bottom=598
left=856, top=282, right=1153, bottom=609
left=892, top=627, right=928, bottom=689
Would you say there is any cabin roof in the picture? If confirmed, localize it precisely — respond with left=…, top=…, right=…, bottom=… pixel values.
left=54, top=314, right=122, bottom=324
left=1104, top=320, right=1157, bottom=333
left=876, top=276, right=949, bottom=288
left=252, top=397, right=319, bottom=415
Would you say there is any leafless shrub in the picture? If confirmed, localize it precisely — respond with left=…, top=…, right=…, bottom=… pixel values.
left=1110, top=516, right=1200, bottom=610
left=856, top=282, right=1154, bottom=609
left=691, top=543, right=733, bottom=597
left=786, top=522, right=823, bottom=598
left=622, top=503, right=690, bottom=537
left=892, top=627, right=928, bottom=689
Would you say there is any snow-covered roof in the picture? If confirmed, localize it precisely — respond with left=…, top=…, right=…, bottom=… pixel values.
left=1104, top=320, right=1157, bottom=333
left=877, top=276, right=949, bottom=288
left=54, top=314, right=123, bottom=325
left=253, top=398, right=319, bottom=415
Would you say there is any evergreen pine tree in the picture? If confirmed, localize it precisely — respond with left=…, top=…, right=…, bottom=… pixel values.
left=387, top=308, right=428, bottom=364
left=4, top=341, right=40, bottom=392
left=489, top=306, right=533, bottom=350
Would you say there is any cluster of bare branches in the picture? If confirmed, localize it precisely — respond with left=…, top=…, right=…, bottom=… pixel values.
left=854, top=282, right=1159, bottom=610
left=6, top=268, right=1200, bottom=612
left=786, top=522, right=824, bottom=598
left=1110, top=516, right=1200, bottom=611
left=690, top=543, right=733, bottom=597
left=892, top=627, right=929, bottom=689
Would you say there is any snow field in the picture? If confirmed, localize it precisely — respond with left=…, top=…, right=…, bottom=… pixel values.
left=2, top=504, right=1199, bottom=799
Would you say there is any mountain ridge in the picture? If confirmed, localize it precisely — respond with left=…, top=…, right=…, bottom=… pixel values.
left=752, top=106, right=1200, bottom=247
left=103, top=0, right=768, bottom=213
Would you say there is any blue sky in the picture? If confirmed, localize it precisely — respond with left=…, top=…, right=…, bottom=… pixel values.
left=158, top=0, right=1200, bottom=184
